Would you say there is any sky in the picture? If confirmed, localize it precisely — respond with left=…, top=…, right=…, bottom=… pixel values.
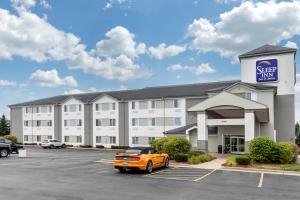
left=0, top=0, right=299, bottom=121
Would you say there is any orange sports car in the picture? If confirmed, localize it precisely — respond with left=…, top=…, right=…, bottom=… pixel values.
left=114, top=147, right=170, bottom=173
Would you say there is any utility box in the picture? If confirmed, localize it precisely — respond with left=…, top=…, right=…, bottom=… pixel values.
left=18, top=149, right=27, bottom=158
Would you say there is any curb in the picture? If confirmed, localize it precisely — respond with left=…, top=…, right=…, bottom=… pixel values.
left=220, top=166, right=300, bottom=176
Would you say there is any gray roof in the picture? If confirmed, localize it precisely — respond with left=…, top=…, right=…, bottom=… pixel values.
left=206, top=82, right=277, bottom=93
left=164, top=123, right=197, bottom=135
left=9, top=80, right=240, bottom=107
left=239, top=44, right=297, bottom=59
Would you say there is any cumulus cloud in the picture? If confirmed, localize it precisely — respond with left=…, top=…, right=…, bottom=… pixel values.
left=167, top=63, right=216, bottom=75
left=0, top=80, right=17, bottom=86
left=285, top=41, right=298, bottom=49
left=29, top=69, right=78, bottom=87
left=11, top=0, right=36, bottom=11
left=148, top=43, right=186, bottom=60
left=0, top=6, right=150, bottom=81
left=63, top=89, right=83, bottom=95
left=40, top=0, right=51, bottom=9
left=187, top=1, right=300, bottom=62
left=94, top=26, right=146, bottom=58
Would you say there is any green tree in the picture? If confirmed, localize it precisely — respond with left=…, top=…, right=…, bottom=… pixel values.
left=0, top=114, right=10, bottom=136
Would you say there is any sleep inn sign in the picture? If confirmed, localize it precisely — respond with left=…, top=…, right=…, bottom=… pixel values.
left=256, top=59, right=278, bottom=82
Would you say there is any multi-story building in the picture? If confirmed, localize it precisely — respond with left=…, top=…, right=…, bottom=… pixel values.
left=9, top=44, right=297, bottom=153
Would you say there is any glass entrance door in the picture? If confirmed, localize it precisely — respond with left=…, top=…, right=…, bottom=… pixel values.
left=230, top=136, right=245, bottom=153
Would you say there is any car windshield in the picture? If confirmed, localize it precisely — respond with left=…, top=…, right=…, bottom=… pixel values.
left=125, top=149, right=142, bottom=154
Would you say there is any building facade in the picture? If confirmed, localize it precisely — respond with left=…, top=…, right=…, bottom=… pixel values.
left=9, top=44, right=297, bottom=153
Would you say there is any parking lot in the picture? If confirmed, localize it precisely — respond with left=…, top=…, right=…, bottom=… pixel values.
left=0, top=147, right=300, bottom=200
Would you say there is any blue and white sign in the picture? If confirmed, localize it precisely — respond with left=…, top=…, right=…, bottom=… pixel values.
left=256, top=59, right=278, bottom=82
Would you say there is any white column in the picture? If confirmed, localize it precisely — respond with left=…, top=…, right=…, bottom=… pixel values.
left=245, top=110, right=255, bottom=142
left=197, top=111, right=208, bottom=141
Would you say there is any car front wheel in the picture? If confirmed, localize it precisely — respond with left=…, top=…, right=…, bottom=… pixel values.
left=146, top=161, right=153, bottom=173
left=0, top=149, right=9, bottom=157
left=164, top=158, right=170, bottom=168
left=62, top=144, right=66, bottom=149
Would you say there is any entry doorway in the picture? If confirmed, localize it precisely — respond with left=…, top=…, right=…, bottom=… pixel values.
left=224, top=135, right=245, bottom=154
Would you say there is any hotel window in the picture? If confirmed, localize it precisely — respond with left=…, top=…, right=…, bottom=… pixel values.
left=36, top=120, right=41, bottom=127
left=95, top=104, right=100, bottom=111
left=64, top=105, right=68, bottom=112
left=110, top=119, right=116, bottom=126
left=49, top=106, right=52, bottom=113
left=110, top=136, right=116, bottom=144
left=132, top=101, right=136, bottom=110
left=174, top=99, right=179, bottom=108
left=175, top=117, right=181, bottom=126
left=96, top=136, right=102, bottom=143
left=96, top=119, right=101, bottom=126
left=77, top=136, right=82, bottom=143
left=77, top=119, right=82, bottom=127
left=24, top=135, right=28, bottom=141
left=150, top=118, right=155, bottom=126
left=24, top=121, right=29, bottom=127
left=64, top=136, right=69, bottom=142
left=37, top=136, right=41, bottom=142
left=25, top=107, right=29, bottom=113
left=78, top=104, right=82, bottom=112
left=47, top=120, right=52, bottom=127
left=148, top=137, right=156, bottom=144
left=111, top=103, right=116, bottom=110
left=150, top=101, right=156, bottom=109
left=64, top=120, right=68, bottom=127
left=35, top=107, right=40, bottom=113
left=132, top=118, right=138, bottom=126
left=132, top=137, right=139, bottom=144
left=48, top=135, right=52, bottom=139
left=250, top=92, right=257, bottom=101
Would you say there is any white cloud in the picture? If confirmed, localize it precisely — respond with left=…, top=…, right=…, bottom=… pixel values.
left=187, top=1, right=300, bottom=62
left=63, top=89, right=83, bottom=95
left=11, top=0, right=36, bottom=11
left=103, top=2, right=112, bottom=10
left=167, top=63, right=215, bottom=75
left=0, top=80, right=17, bottom=86
left=40, top=0, right=51, bottom=9
left=0, top=7, right=150, bottom=81
left=148, top=43, right=186, bottom=60
left=64, top=85, right=127, bottom=95
left=29, top=69, right=78, bottom=87
left=285, top=41, right=298, bottom=49
left=103, top=0, right=128, bottom=10
left=94, top=26, right=146, bottom=58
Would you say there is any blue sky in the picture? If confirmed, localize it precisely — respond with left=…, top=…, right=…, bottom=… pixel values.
left=0, top=0, right=299, bottom=121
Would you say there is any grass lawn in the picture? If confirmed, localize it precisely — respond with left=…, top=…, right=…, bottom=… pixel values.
left=252, top=163, right=300, bottom=172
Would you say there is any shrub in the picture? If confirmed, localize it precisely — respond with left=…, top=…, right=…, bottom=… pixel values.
left=80, top=145, right=92, bottom=148
left=290, top=144, right=299, bottom=162
left=187, top=151, right=204, bottom=157
left=150, top=137, right=191, bottom=159
left=96, top=145, right=105, bottom=149
left=174, top=153, right=189, bottom=162
left=236, top=155, right=251, bottom=165
left=249, top=137, right=277, bottom=163
left=188, top=154, right=214, bottom=164
left=110, top=145, right=130, bottom=149
left=3, top=135, right=17, bottom=143
left=226, top=155, right=238, bottom=166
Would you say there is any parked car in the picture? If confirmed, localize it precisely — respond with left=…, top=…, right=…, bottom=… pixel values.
left=41, top=139, right=66, bottom=149
left=114, top=147, right=169, bottom=173
left=0, top=139, right=23, bottom=154
left=0, top=143, right=11, bottom=158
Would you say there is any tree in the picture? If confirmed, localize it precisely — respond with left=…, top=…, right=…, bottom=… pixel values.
left=296, top=122, right=300, bottom=145
left=0, top=114, right=10, bottom=136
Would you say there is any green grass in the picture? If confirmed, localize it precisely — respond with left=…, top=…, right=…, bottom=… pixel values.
left=225, top=155, right=238, bottom=166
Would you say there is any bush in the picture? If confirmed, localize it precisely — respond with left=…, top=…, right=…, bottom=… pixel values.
left=188, top=154, right=214, bottom=164
left=110, top=145, right=130, bottom=149
left=249, top=137, right=277, bottom=163
left=3, top=135, right=17, bottom=143
left=226, top=155, right=238, bottom=166
left=80, top=145, right=92, bottom=148
left=96, top=145, right=105, bottom=149
left=236, top=155, right=251, bottom=165
left=150, top=137, right=191, bottom=159
left=174, top=153, right=189, bottom=162
left=187, top=151, right=204, bottom=157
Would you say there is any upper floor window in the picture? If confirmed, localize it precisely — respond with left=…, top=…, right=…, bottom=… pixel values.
left=64, top=120, right=68, bottom=127
left=174, top=99, right=179, bottom=108
left=111, top=103, right=116, bottom=110
left=175, top=117, right=181, bottom=126
left=95, top=104, right=100, bottom=111
left=24, top=121, right=29, bottom=127
left=47, top=120, right=52, bottom=127
left=36, top=120, right=41, bottom=127
left=25, top=107, right=29, bottom=113
left=35, top=107, right=40, bottom=113
left=150, top=101, right=156, bottom=109
left=132, top=118, right=138, bottom=126
left=150, top=118, right=156, bottom=126
left=78, top=104, right=82, bottom=112
left=77, top=119, right=82, bottom=127
left=132, top=101, right=136, bottom=110
left=96, top=119, right=101, bottom=126
left=49, top=106, right=52, bottom=113
left=64, top=105, right=68, bottom=112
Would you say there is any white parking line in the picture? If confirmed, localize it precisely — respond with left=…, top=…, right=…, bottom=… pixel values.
left=258, top=172, right=264, bottom=188
left=194, top=169, right=216, bottom=182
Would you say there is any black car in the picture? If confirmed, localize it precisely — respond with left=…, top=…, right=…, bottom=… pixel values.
left=0, top=143, right=11, bottom=157
left=0, top=139, right=23, bottom=154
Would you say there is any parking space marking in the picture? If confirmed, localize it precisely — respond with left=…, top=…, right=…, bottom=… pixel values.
left=194, top=169, right=217, bottom=182
left=258, top=172, right=264, bottom=188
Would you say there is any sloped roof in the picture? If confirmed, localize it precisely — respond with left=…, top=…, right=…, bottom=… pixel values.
left=206, top=82, right=277, bottom=93
left=239, top=44, right=297, bottom=59
left=164, top=123, right=197, bottom=135
left=9, top=80, right=239, bottom=107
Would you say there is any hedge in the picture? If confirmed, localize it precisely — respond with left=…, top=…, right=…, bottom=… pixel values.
left=3, top=135, right=18, bottom=143
left=174, top=153, right=189, bottom=162
left=236, top=155, right=251, bottom=165
left=96, top=145, right=105, bottom=149
left=188, top=154, right=214, bottom=164
left=110, top=145, right=130, bottom=149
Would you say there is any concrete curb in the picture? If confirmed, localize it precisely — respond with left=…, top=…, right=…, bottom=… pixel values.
left=220, top=166, right=300, bottom=176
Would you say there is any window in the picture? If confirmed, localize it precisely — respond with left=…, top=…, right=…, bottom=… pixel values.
left=150, top=118, right=155, bottom=126
left=111, top=103, right=116, bottom=110
left=174, top=99, right=179, bottom=108
left=96, top=136, right=102, bottom=143
left=132, top=118, right=138, bottom=126
left=251, top=92, right=257, bottom=101
left=25, top=107, right=29, bottom=113
left=132, top=137, right=139, bottom=144
left=77, top=119, right=82, bottom=126
left=110, top=119, right=116, bottom=126
left=64, top=136, right=69, bottom=142
left=24, top=121, right=29, bottom=127
left=64, top=120, right=68, bottom=127
left=49, top=106, right=52, bottom=113
left=47, top=120, right=52, bottom=127
left=77, top=136, right=82, bottom=143
left=78, top=104, right=82, bottom=112
left=132, top=102, right=136, bottom=109
left=96, top=119, right=101, bottom=126
left=36, top=107, right=40, bottom=113
left=175, top=117, right=181, bottom=126
left=36, top=120, right=41, bottom=127
left=48, top=135, right=52, bottom=139
left=150, top=101, right=156, bottom=109
left=64, top=105, right=68, bottom=112
left=110, top=136, right=116, bottom=144
left=95, top=104, right=100, bottom=111
left=37, top=136, right=41, bottom=142
left=24, top=135, right=28, bottom=141
left=148, top=137, right=155, bottom=144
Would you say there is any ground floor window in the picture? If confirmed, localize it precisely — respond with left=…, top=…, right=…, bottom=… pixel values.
left=77, top=136, right=82, bottom=143
left=109, top=136, right=116, bottom=144
left=37, top=135, right=41, bottom=142
left=96, top=136, right=102, bottom=143
left=24, top=135, right=28, bottom=141
left=48, top=135, right=52, bottom=139
left=132, top=137, right=139, bottom=144
left=148, top=137, right=155, bottom=144
left=64, top=136, right=69, bottom=142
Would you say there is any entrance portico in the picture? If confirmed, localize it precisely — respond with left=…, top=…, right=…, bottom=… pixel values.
left=188, top=91, right=269, bottom=153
